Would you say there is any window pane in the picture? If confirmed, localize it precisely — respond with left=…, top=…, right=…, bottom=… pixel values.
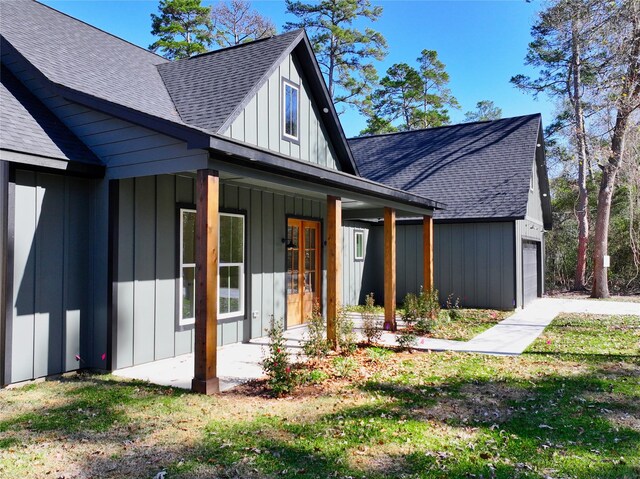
left=231, top=216, right=243, bottom=263
left=220, top=265, right=241, bottom=314
left=182, top=211, right=195, bottom=264
left=220, top=214, right=231, bottom=263
left=182, top=266, right=195, bottom=319
left=291, top=87, right=298, bottom=137
left=285, top=83, right=298, bottom=138
left=355, top=231, right=364, bottom=259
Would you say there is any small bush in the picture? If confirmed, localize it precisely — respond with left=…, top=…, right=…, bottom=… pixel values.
left=366, top=346, right=393, bottom=363
left=397, top=328, right=417, bottom=352
left=402, top=287, right=441, bottom=334
left=332, top=356, right=358, bottom=377
left=302, top=301, right=329, bottom=361
left=303, top=369, right=329, bottom=384
left=361, top=293, right=382, bottom=344
left=446, top=294, right=462, bottom=321
left=337, top=304, right=357, bottom=355
left=261, top=317, right=295, bottom=397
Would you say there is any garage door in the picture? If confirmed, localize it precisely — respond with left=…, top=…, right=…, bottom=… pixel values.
left=522, top=241, right=539, bottom=306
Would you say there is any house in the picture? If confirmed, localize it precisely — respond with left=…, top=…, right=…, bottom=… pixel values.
left=0, top=0, right=442, bottom=392
left=348, top=115, right=552, bottom=310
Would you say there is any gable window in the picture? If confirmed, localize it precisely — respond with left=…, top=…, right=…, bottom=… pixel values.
left=283, top=79, right=299, bottom=141
left=179, top=208, right=196, bottom=326
left=530, top=166, right=535, bottom=191
left=354, top=230, right=365, bottom=260
left=179, top=210, right=246, bottom=325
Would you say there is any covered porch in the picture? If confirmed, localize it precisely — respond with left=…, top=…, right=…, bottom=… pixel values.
left=188, top=143, right=441, bottom=394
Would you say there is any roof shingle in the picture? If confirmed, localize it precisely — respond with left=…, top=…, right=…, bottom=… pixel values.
left=348, top=115, right=541, bottom=220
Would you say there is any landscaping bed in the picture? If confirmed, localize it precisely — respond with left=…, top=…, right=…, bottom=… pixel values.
left=1, top=313, right=639, bottom=479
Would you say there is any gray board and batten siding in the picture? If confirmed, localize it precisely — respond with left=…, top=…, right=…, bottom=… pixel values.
left=4, top=169, right=104, bottom=385
left=113, top=174, right=335, bottom=370
left=222, top=53, right=340, bottom=171
left=360, top=221, right=517, bottom=311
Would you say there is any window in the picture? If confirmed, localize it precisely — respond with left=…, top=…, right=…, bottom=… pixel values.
left=530, top=166, right=535, bottom=191
left=283, top=79, right=299, bottom=141
left=178, top=210, right=245, bottom=325
left=354, top=230, right=365, bottom=260
left=179, top=208, right=196, bottom=326
left=219, top=213, right=245, bottom=318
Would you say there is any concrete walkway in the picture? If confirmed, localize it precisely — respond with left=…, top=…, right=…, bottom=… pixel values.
left=113, top=298, right=639, bottom=391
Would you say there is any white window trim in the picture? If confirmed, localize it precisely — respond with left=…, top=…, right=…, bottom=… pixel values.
left=354, top=230, right=365, bottom=260
left=179, top=208, right=196, bottom=326
left=218, top=212, right=245, bottom=319
left=282, top=78, right=300, bottom=142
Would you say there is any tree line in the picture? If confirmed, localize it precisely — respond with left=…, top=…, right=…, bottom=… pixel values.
left=150, top=0, right=640, bottom=297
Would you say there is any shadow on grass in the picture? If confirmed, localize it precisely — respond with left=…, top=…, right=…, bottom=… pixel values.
left=182, top=364, right=640, bottom=479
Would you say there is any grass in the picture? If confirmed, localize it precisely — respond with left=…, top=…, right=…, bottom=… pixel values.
left=430, top=308, right=511, bottom=341
left=1, top=313, right=639, bottom=478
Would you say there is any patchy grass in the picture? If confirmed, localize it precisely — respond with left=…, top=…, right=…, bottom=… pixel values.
left=1, top=313, right=639, bottom=478
left=430, top=308, right=511, bottom=341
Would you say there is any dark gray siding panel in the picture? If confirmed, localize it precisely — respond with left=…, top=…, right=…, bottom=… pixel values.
left=9, top=170, right=94, bottom=383
left=0, top=162, right=7, bottom=386
left=387, top=222, right=516, bottom=310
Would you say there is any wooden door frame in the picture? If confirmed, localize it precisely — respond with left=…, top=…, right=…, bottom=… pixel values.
left=284, top=214, right=323, bottom=329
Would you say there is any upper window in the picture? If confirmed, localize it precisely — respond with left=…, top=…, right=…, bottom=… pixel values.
left=354, top=230, right=365, bottom=260
left=283, top=79, right=299, bottom=141
left=530, top=166, right=535, bottom=191
left=178, top=210, right=246, bottom=325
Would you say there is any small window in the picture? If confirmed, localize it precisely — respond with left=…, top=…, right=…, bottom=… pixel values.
left=179, top=208, right=196, bottom=326
left=354, top=230, right=365, bottom=260
left=219, top=213, right=245, bottom=318
left=283, top=79, right=299, bottom=141
left=530, top=166, right=535, bottom=191
left=178, top=210, right=246, bottom=325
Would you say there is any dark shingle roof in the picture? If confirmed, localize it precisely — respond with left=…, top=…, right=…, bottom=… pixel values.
left=0, top=0, right=182, bottom=124
left=0, top=65, right=100, bottom=164
left=157, top=30, right=304, bottom=133
left=348, top=115, right=542, bottom=221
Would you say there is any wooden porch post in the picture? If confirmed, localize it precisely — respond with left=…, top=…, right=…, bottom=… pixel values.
left=327, top=195, right=341, bottom=349
left=384, top=207, right=397, bottom=331
left=423, top=215, right=434, bottom=292
left=192, top=169, right=220, bottom=395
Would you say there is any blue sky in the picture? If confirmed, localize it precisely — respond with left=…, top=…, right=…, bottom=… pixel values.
left=40, top=0, right=554, bottom=138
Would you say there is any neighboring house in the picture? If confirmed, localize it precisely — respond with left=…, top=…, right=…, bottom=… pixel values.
left=349, top=115, right=552, bottom=310
left=0, top=1, right=441, bottom=391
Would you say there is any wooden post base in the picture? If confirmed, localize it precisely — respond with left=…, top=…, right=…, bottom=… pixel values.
left=191, top=377, right=220, bottom=395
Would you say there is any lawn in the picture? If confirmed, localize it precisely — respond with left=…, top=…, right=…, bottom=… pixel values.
left=430, top=308, right=510, bottom=341
left=1, top=313, right=638, bottom=479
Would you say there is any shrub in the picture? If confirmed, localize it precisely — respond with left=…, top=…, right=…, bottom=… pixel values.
left=261, top=317, right=295, bottom=397
left=336, top=304, right=357, bottom=355
left=302, top=301, right=329, bottom=361
left=332, top=356, right=358, bottom=377
left=361, top=293, right=382, bottom=344
left=397, top=328, right=417, bottom=352
left=402, top=287, right=441, bottom=334
left=301, top=369, right=329, bottom=384
left=446, top=294, right=462, bottom=321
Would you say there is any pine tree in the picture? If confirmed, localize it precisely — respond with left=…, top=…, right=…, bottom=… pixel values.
left=150, top=0, right=212, bottom=60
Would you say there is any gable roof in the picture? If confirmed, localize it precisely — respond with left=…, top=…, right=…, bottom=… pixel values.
left=158, top=30, right=304, bottom=133
left=349, top=114, right=552, bottom=227
left=0, top=0, right=182, bottom=125
left=0, top=64, right=101, bottom=170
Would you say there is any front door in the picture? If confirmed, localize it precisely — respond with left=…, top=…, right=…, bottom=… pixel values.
left=286, top=218, right=321, bottom=327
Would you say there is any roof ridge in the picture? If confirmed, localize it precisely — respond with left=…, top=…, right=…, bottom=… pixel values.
left=349, top=113, right=542, bottom=141
left=33, top=0, right=168, bottom=62
left=183, top=28, right=305, bottom=61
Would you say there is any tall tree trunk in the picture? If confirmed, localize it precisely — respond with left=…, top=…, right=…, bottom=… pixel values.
left=571, top=21, right=590, bottom=291
left=592, top=112, right=629, bottom=298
